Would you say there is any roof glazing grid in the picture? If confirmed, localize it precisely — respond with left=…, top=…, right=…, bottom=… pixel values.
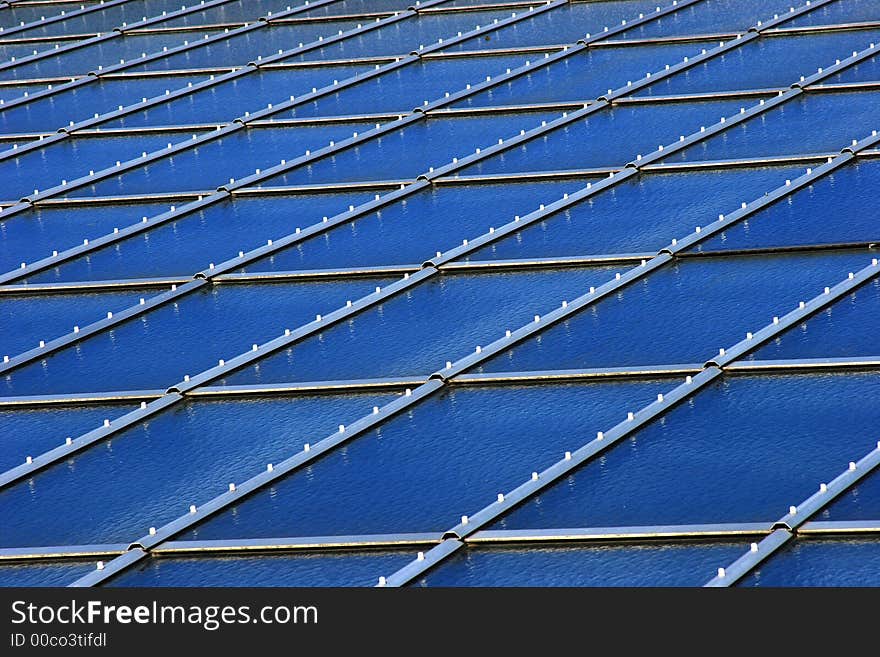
left=0, top=0, right=878, bottom=588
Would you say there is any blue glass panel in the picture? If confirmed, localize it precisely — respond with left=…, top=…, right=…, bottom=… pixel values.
left=0, top=561, right=94, bottom=587
left=419, top=542, right=746, bottom=587
left=66, top=121, right=377, bottom=198
left=784, top=0, right=880, bottom=28
left=291, top=8, right=516, bottom=61
left=0, top=404, right=130, bottom=473
left=1, top=3, right=103, bottom=30
left=0, top=40, right=70, bottom=61
left=478, top=251, right=871, bottom=372
left=0, top=201, right=181, bottom=272
left=110, top=551, right=413, bottom=587
left=100, top=65, right=374, bottom=129
left=0, top=84, right=48, bottom=103
left=254, top=111, right=561, bottom=188
left=832, top=51, right=880, bottom=85
left=278, top=55, right=530, bottom=119
left=463, top=165, right=800, bottom=261
left=0, top=393, right=396, bottom=547
left=23, top=190, right=384, bottom=282
left=188, top=380, right=672, bottom=539
left=634, top=29, right=880, bottom=96
left=453, top=42, right=702, bottom=109
left=0, top=32, right=220, bottom=82
left=491, top=372, right=880, bottom=529
left=742, top=539, right=880, bottom=586
left=444, top=0, right=678, bottom=52
left=457, top=99, right=745, bottom=177
left=2, top=131, right=210, bottom=201
left=821, top=468, right=880, bottom=521
left=240, top=181, right=583, bottom=273
left=135, top=21, right=364, bottom=72
left=690, top=159, right=880, bottom=253
left=155, top=0, right=316, bottom=30
left=1, top=277, right=394, bottom=396
left=0, top=289, right=147, bottom=355
left=0, top=75, right=212, bottom=135
left=663, top=91, right=880, bottom=164
left=223, top=267, right=617, bottom=386
left=617, top=0, right=799, bottom=40
left=298, top=0, right=418, bottom=16
left=749, top=276, right=880, bottom=362
left=5, top=0, right=187, bottom=38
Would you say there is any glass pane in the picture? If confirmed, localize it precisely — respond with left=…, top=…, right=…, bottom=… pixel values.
left=419, top=542, right=747, bottom=587
left=784, top=0, right=880, bottom=28
left=110, top=551, right=413, bottom=587
left=832, top=51, right=880, bottom=85
left=456, top=98, right=745, bottom=177
left=0, top=75, right=212, bottom=135
left=23, top=190, right=384, bottom=282
left=0, top=404, right=130, bottom=473
left=478, top=251, right=871, bottom=373
left=633, top=29, right=880, bottom=97
left=463, top=165, right=801, bottom=262
left=742, top=539, right=880, bottom=586
left=617, top=0, right=795, bottom=40
left=0, top=393, right=397, bottom=547
left=689, top=159, right=880, bottom=253
left=0, top=560, right=95, bottom=587
left=222, top=266, right=616, bottom=386
left=64, top=120, right=379, bottom=198
left=239, top=180, right=583, bottom=274
left=188, top=380, right=672, bottom=540
left=489, top=372, right=880, bottom=529
left=0, top=288, right=148, bottom=355
left=819, top=468, right=880, bottom=521
left=4, top=131, right=212, bottom=201
left=452, top=42, right=704, bottom=109
left=662, top=91, right=880, bottom=164
left=749, top=277, right=880, bottom=361
left=2, top=277, right=394, bottom=396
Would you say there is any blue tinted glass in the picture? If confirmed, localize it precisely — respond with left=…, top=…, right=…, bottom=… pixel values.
left=66, top=121, right=377, bottom=198
left=0, top=404, right=130, bottom=473
left=491, top=373, right=880, bottom=529
left=110, top=551, right=413, bottom=587
left=446, top=1, right=684, bottom=52
left=617, top=0, right=794, bottom=40
left=634, top=29, right=880, bottom=96
left=821, top=468, right=880, bottom=521
left=75, top=65, right=374, bottom=129
left=278, top=55, right=531, bottom=119
left=457, top=99, right=745, bottom=177
left=0, top=75, right=212, bottom=135
left=240, top=181, right=583, bottom=273
left=479, top=251, right=871, bottom=372
left=291, top=9, right=525, bottom=61
left=690, top=159, right=880, bottom=253
left=222, top=267, right=617, bottom=386
left=189, top=381, right=672, bottom=539
left=0, top=394, right=396, bottom=547
left=3, top=132, right=210, bottom=201
left=749, top=277, right=880, bottom=361
left=784, top=0, right=880, bottom=28
left=254, top=111, right=561, bottom=188
left=6, top=0, right=188, bottom=38
left=664, top=91, right=880, bottom=164
left=1, top=278, right=394, bottom=396
left=135, top=21, right=364, bottom=72
left=0, top=201, right=181, bottom=272
left=155, top=0, right=318, bottom=29
left=0, top=85, right=49, bottom=103
left=24, top=191, right=383, bottom=282
left=464, top=166, right=800, bottom=261
left=833, top=51, right=880, bottom=85
left=0, top=561, right=95, bottom=587
left=419, top=542, right=746, bottom=587
left=0, top=32, right=219, bottom=82
left=0, top=289, right=147, bottom=355
left=742, top=539, right=880, bottom=586
left=452, top=42, right=702, bottom=109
